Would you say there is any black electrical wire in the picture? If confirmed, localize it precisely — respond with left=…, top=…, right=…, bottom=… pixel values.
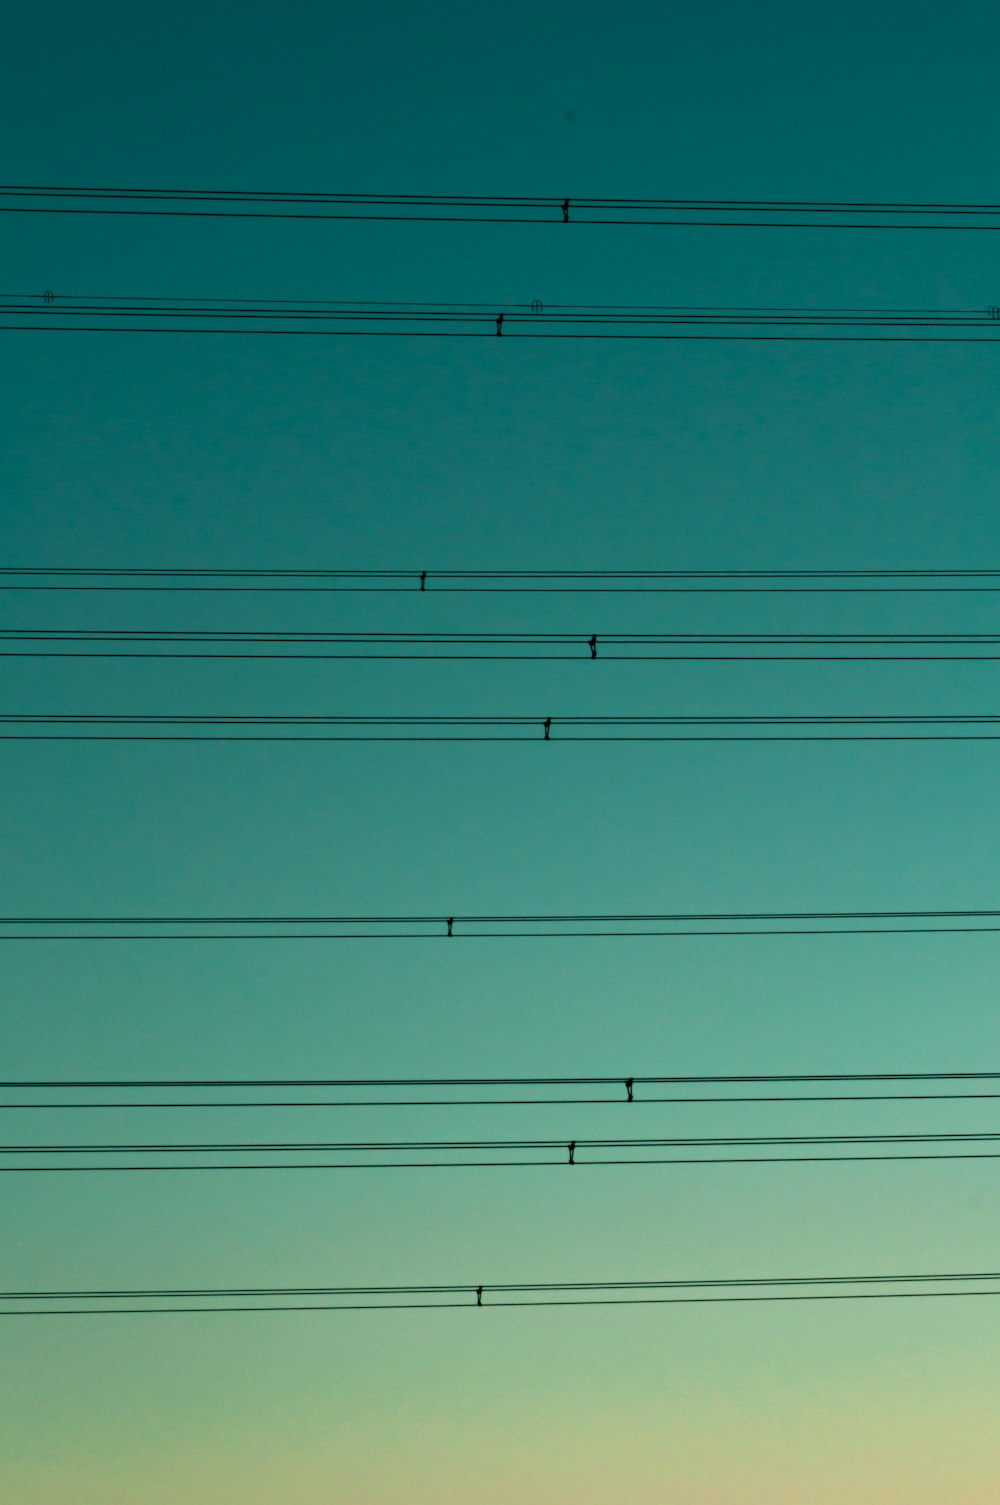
left=7, top=1071, right=997, bottom=1086
left=4, top=713, right=1000, bottom=743
left=4, top=568, right=1000, bottom=595
left=5, top=1268, right=1000, bottom=1316
left=14, top=1131, right=1000, bottom=1152
left=11, top=1151, right=1000, bottom=1171
left=4, top=298, right=1000, bottom=326
left=6, top=1092, right=1000, bottom=1109
left=4, top=1070, right=1000, bottom=1110
left=8, top=628, right=1000, bottom=661
left=9, top=185, right=1000, bottom=229
left=5, top=294, right=1000, bottom=341
left=4, top=908, right=1000, bottom=939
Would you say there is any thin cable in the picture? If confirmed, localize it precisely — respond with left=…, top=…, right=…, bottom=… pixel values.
left=5, top=1070, right=1000, bottom=1086
left=6, top=713, right=1000, bottom=744
left=5, top=567, right=1000, bottom=595
left=6, top=1091, right=1000, bottom=1109
left=5, top=908, right=1000, bottom=940
left=5, top=298, right=1000, bottom=328
left=12, top=1290, right=1000, bottom=1314
left=9, top=627, right=1000, bottom=661
left=5, top=1069, right=1000, bottom=1110
left=10, top=186, right=1000, bottom=229
left=7, top=1130, right=1000, bottom=1155
left=8, top=325, right=1000, bottom=344
left=4, top=294, right=1000, bottom=342
left=9, top=1150, right=1000, bottom=1171
left=5, top=1267, right=1000, bottom=1316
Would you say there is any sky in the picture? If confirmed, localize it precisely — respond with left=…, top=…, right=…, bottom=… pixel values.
left=3, top=1, right=1000, bottom=1500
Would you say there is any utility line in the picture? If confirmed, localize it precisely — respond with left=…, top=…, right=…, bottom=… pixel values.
left=8, top=1072, right=998, bottom=1086
left=9, top=186, right=1000, bottom=228
left=4, top=909, right=1000, bottom=939
left=5, top=568, right=1000, bottom=595
left=5, top=297, right=1000, bottom=327
left=5, top=1268, right=1000, bottom=1315
left=5, top=713, right=1000, bottom=742
left=5, top=297, right=1000, bottom=340
left=4, top=1068, right=999, bottom=1108
left=9, top=628, right=1000, bottom=661
left=6, top=1130, right=1000, bottom=1169
left=6, top=1092, right=1000, bottom=1109
left=5, top=295, right=1000, bottom=341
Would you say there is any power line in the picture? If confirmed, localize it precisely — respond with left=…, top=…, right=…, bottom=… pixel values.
left=4, top=908, right=1000, bottom=939
left=4, top=1069, right=1000, bottom=1111
left=5, top=295, right=1000, bottom=342
left=6, top=1092, right=999, bottom=1109
left=5, top=713, right=1000, bottom=742
left=8, top=1071, right=998, bottom=1086
left=5, top=297, right=1000, bottom=328
left=5, top=568, right=1000, bottom=595
left=6, top=1129, right=1000, bottom=1175
left=9, top=628, right=1000, bottom=661
left=9, top=186, right=1000, bottom=229
left=5, top=1268, right=1000, bottom=1315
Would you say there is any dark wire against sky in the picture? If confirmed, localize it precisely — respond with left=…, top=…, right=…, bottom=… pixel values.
left=6, top=1268, right=1000, bottom=1318
left=6, top=294, right=1000, bottom=340
left=7, top=568, right=1000, bottom=594
left=6, top=907, right=1000, bottom=938
left=12, top=185, right=1000, bottom=229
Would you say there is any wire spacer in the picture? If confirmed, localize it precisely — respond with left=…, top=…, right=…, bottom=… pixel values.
left=625, top=1077, right=634, bottom=1102
left=568, top=1140, right=576, bottom=1165
left=446, top=917, right=454, bottom=937
left=476, top=1285, right=483, bottom=1307
left=543, top=716, right=552, bottom=740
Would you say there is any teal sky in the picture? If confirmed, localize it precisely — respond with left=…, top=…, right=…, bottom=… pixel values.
left=3, top=2, right=1000, bottom=1500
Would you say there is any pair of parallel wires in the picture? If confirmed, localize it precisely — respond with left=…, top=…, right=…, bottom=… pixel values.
left=10, top=185, right=1000, bottom=229
left=6, top=294, right=1000, bottom=341
left=7, top=1270, right=1000, bottom=1317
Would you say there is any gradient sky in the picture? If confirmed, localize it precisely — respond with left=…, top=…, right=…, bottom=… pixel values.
left=3, top=2, right=1000, bottom=1500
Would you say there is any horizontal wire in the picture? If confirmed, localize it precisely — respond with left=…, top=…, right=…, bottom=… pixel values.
left=7, top=628, right=1000, bottom=662
left=5, top=568, right=1000, bottom=596
left=12, top=187, right=1000, bottom=209
left=20, top=653, right=1000, bottom=662
left=5, top=1092, right=1000, bottom=1109
left=6, top=1265, right=1000, bottom=1315
left=5, top=910, right=1000, bottom=941
left=8, top=1130, right=1000, bottom=1154
left=10, top=186, right=1000, bottom=230
left=7, top=326, right=1000, bottom=344
left=8, top=1150, right=1000, bottom=1171
left=7, top=1268, right=999, bottom=1297
left=6, top=928, right=1000, bottom=940
left=10, top=1289, right=1000, bottom=1314
left=5, top=908, right=1000, bottom=924
left=5, top=302, right=1000, bottom=329
left=4, top=713, right=1000, bottom=743
left=6, top=1071, right=997, bottom=1086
